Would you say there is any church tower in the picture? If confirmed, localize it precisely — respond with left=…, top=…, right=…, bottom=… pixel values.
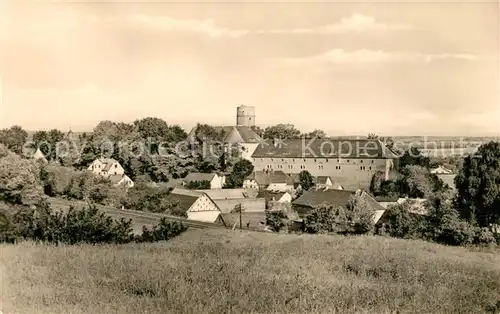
left=236, top=105, right=256, bottom=127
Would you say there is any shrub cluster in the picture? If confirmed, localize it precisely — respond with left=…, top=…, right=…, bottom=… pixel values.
left=376, top=196, right=499, bottom=246
left=0, top=201, right=187, bottom=245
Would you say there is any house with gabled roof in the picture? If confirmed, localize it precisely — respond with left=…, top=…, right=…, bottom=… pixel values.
left=88, top=158, right=125, bottom=178
left=243, top=170, right=295, bottom=192
left=182, top=172, right=225, bottom=189
left=167, top=188, right=225, bottom=223
left=251, top=138, right=398, bottom=190
left=32, top=147, right=48, bottom=164
left=292, top=188, right=386, bottom=224
left=108, top=174, right=135, bottom=188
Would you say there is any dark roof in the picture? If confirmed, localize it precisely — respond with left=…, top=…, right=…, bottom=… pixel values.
left=259, top=190, right=286, bottom=202
left=292, top=189, right=384, bottom=214
left=166, top=188, right=205, bottom=213
left=108, top=174, right=125, bottom=184
left=183, top=173, right=216, bottom=182
left=246, top=170, right=293, bottom=185
left=233, top=126, right=261, bottom=143
left=251, top=138, right=398, bottom=159
left=314, top=176, right=331, bottom=185
left=188, top=125, right=261, bottom=143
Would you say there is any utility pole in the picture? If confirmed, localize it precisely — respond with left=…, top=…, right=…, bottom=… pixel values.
left=239, top=203, right=243, bottom=230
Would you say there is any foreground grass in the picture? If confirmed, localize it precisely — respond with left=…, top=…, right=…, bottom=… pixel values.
left=1, top=230, right=500, bottom=314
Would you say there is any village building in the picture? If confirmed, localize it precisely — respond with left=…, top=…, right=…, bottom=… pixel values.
left=251, top=138, right=398, bottom=190
left=108, top=174, right=135, bottom=188
left=259, top=190, right=293, bottom=209
left=182, top=172, right=225, bottom=189
left=243, top=170, right=295, bottom=192
left=32, top=147, right=48, bottom=163
left=292, top=188, right=386, bottom=224
left=430, top=165, right=453, bottom=174
left=314, top=176, right=343, bottom=189
left=187, top=105, right=262, bottom=161
left=167, top=188, right=225, bottom=223
left=88, top=158, right=125, bottom=178
left=196, top=188, right=265, bottom=213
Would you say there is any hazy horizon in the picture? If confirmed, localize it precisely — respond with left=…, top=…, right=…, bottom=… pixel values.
left=1, top=1, right=499, bottom=137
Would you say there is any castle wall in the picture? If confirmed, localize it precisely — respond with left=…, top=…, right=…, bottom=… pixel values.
left=251, top=157, right=393, bottom=190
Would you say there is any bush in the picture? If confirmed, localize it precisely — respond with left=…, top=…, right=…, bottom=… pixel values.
left=0, top=201, right=187, bottom=245
left=185, top=180, right=211, bottom=189
left=135, top=218, right=187, bottom=243
left=122, top=183, right=185, bottom=216
left=376, top=203, right=427, bottom=239
left=265, top=210, right=287, bottom=232
left=474, top=227, right=497, bottom=246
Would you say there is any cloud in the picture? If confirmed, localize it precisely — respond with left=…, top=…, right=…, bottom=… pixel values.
left=125, top=14, right=250, bottom=38
left=261, top=13, right=411, bottom=34
left=271, top=49, right=477, bottom=66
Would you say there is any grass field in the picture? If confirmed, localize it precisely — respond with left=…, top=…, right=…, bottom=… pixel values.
left=1, top=229, right=499, bottom=314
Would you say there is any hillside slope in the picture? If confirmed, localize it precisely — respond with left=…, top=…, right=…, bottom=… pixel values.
left=1, top=229, right=499, bottom=314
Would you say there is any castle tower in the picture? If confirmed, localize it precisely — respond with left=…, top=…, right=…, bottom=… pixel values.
left=236, top=105, right=256, bottom=127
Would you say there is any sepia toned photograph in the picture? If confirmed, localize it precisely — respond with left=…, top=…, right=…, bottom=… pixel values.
left=0, top=0, right=499, bottom=313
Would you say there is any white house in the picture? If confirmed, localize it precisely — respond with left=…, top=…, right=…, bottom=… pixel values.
left=314, top=176, right=343, bottom=190
left=430, top=165, right=453, bottom=174
left=183, top=173, right=225, bottom=189
left=32, top=148, right=48, bottom=163
left=88, top=158, right=125, bottom=178
left=243, top=170, right=294, bottom=192
left=168, top=188, right=224, bottom=223
left=108, top=174, right=135, bottom=188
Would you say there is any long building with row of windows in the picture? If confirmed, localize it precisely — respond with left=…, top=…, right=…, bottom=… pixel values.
left=250, top=138, right=398, bottom=190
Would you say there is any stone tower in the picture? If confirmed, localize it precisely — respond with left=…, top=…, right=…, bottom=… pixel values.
left=236, top=105, right=256, bottom=127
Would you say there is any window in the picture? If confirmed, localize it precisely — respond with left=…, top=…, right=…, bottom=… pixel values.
left=371, top=160, right=374, bottom=163
left=292, top=159, right=295, bottom=162
left=303, top=159, right=306, bottom=162
left=347, top=160, right=350, bottom=163
left=282, top=159, right=284, bottom=162
left=369, top=166, right=372, bottom=170
left=360, top=166, right=365, bottom=170
left=115, top=164, right=117, bottom=168
left=360, top=160, right=363, bottom=163
left=326, top=158, right=329, bottom=162
left=271, top=158, right=274, bottom=162
left=314, top=159, right=317, bottom=162
left=318, top=165, right=324, bottom=170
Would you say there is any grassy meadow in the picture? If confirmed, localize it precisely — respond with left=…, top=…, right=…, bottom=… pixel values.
left=1, top=229, right=500, bottom=314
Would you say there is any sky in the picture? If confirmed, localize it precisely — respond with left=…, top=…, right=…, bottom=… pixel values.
left=1, top=0, right=499, bottom=136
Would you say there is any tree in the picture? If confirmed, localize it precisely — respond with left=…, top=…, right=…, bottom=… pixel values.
left=0, top=126, right=28, bottom=155
left=303, top=129, right=327, bottom=139
left=367, top=133, right=379, bottom=139
left=224, top=159, right=254, bottom=188
left=399, top=165, right=445, bottom=198
left=375, top=201, right=427, bottom=239
left=263, top=124, right=301, bottom=139
left=455, top=141, right=500, bottom=226
left=185, top=180, right=211, bottom=190
left=250, top=126, right=264, bottom=137
left=193, top=123, right=222, bottom=143
left=398, top=146, right=430, bottom=169
left=0, top=148, right=44, bottom=206
left=299, top=170, right=314, bottom=191
left=303, top=194, right=375, bottom=235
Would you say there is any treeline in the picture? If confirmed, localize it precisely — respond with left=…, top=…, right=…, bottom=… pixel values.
left=0, top=144, right=188, bottom=245
left=0, top=201, right=187, bottom=245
